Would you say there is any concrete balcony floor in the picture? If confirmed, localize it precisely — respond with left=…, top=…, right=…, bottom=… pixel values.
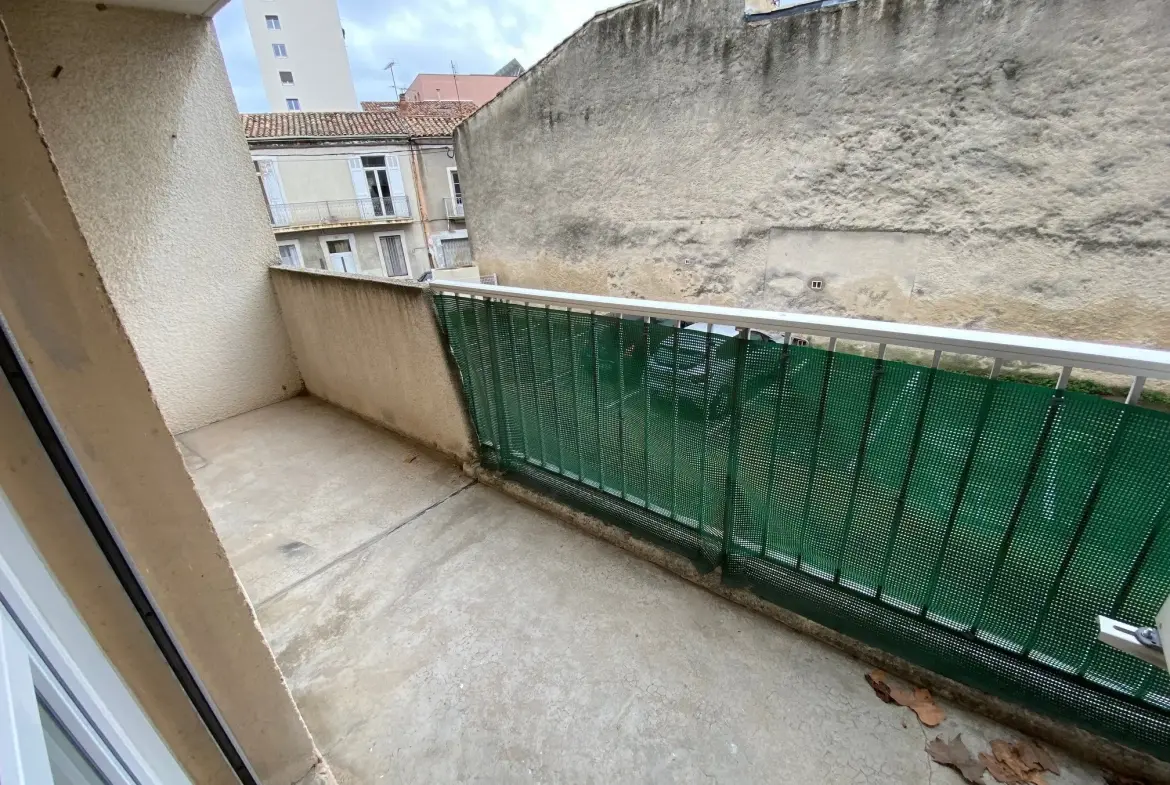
left=182, top=397, right=1108, bottom=785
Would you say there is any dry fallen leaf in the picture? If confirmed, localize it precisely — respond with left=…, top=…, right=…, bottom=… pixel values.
left=865, top=670, right=946, bottom=726
left=981, top=739, right=1058, bottom=784
left=1016, top=739, right=1060, bottom=775
left=927, top=734, right=986, bottom=784
left=404, top=454, right=417, bottom=464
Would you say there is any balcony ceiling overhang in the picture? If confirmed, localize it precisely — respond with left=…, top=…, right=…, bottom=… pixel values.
left=64, top=0, right=228, bottom=17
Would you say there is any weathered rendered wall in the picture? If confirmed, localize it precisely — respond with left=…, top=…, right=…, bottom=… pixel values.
left=457, top=0, right=1170, bottom=347
left=270, top=267, right=476, bottom=460
left=2, top=0, right=302, bottom=433
left=0, top=8, right=331, bottom=784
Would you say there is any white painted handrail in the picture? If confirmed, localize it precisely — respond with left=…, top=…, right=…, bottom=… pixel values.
left=431, top=280, right=1170, bottom=384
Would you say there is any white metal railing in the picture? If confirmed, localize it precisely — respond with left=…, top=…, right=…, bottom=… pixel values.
left=444, top=197, right=465, bottom=219
left=270, top=196, right=411, bottom=228
left=430, top=280, right=1170, bottom=403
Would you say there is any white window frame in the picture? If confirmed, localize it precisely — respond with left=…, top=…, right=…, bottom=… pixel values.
left=0, top=487, right=192, bottom=785
left=277, top=239, right=303, bottom=268
left=319, top=233, right=360, bottom=273
left=279, top=70, right=294, bottom=86
left=285, top=98, right=301, bottom=111
left=271, top=42, right=287, bottom=58
left=446, top=166, right=461, bottom=203
left=374, top=231, right=410, bottom=278
left=264, top=14, right=280, bottom=29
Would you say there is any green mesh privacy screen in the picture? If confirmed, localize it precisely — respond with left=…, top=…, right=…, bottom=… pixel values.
left=434, top=294, right=1170, bottom=758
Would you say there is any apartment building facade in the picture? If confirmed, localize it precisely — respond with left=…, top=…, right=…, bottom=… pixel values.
left=243, top=0, right=359, bottom=111
left=245, top=109, right=472, bottom=278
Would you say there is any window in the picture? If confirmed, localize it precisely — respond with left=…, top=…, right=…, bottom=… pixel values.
left=277, top=242, right=301, bottom=267
left=272, top=42, right=287, bottom=58
left=448, top=168, right=462, bottom=203
left=265, top=14, right=280, bottom=29
left=285, top=98, right=301, bottom=110
left=377, top=234, right=409, bottom=277
left=436, top=236, right=472, bottom=269
left=279, top=70, right=294, bottom=85
left=357, top=155, right=402, bottom=217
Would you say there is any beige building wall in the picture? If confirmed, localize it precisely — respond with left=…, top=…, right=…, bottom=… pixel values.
left=270, top=267, right=476, bottom=461
left=457, top=0, right=1170, bottom=348
left=243, top=0, right=359, bottom=112
left=260, top=143, right=440, bottom=277
left=2, top=0, right=302, bottom=434
left=0, top=8, right=331, bottom=782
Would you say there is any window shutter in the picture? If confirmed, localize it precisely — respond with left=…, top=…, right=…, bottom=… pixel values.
left=349, top=158, right=375, bottom=219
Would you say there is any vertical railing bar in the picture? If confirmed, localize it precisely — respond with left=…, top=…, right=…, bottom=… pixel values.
left=919, top=375, right=1001, bottom=616
left=833, top=347, right=886, bottom=583
left=989, top=356, right=1003, bottom=379
left=498, top=301, right=531, bottom=460
left=463, top=293, right=500, bottom=449
left=616, top=315, right=628, bottom=501
left=1078, top=492, right=1170, bottom=676
left=698, top=323, right=715, bottom=539
left=795, top=335, right=837, bottom=571
left=502, top=301, right=530, bottom=460
left=523, top=301, right=547, bottom=468
left=448, top=293, right=485, bottom=445
left=544, top=305, right=565, bottom=474
left=720, top=328, right=750, bottom=569
left=567, top=308, right=584, bottom=481
left=1056, top=365, right=1073, bottom=391
left=758, top=334, right=793, bottom=558
left=1127, top=376, right=1146, bottom=406
left=875, top=355, right=941, bottom=601
left=970, top=386, right=1067, bottom=634
left=590, top=311, right=606, bottom=494
left=1021, top=408, right=1131, bottom=657
left=642, top=315, right=651, bottom=508
left=669, top=321, right=681, bottom=521
left=484, top=298, right=512, bottom=464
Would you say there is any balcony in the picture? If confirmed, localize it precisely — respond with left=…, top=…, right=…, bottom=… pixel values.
left=444, top=195, right=465, bottom=219
left=269, top=196, right=412, bottom=232
left=177, top=267, right=1169, bottom=783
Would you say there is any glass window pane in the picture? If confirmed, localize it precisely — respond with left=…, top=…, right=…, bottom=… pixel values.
left=39, top=703, right=106, bottom=785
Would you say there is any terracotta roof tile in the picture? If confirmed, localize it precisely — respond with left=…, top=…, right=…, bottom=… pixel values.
left=360, top=99, right=477, bottom=118
left=242, top=111, right=464, bottom=141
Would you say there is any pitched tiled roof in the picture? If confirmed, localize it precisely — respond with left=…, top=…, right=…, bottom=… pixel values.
left=242, top=111, right=464, bottom=141
left=360, top=99, right=477, bottom=118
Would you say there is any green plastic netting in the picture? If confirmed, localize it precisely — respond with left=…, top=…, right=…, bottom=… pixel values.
left=434, top=293, right=1170, bottom=758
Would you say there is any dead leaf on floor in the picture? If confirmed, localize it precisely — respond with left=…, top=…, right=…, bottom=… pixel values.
left=981, top=738, right=1059, bottom=784
left=404, top=454, right=417, bottom=463
left=1016, top=739, right=1060, bottom=775
left=926, top=734, right=986, bottom=784
left=864, top=670, right=945, bottom=726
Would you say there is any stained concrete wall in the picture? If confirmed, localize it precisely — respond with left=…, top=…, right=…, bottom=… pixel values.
left=457, top=0, right=1170, bottom=347
left=0, top=13, right=331, bottom=783
left=270, top=267, right=476, bottom=460
left=2, top=0, right=302, bottom=434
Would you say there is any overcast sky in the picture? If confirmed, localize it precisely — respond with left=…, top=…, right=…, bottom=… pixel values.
left=214, top=0, right=617, bottom=112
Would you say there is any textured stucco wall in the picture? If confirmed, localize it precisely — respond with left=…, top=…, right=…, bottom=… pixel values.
left=2, top=0, right=302, bottom=433
left=0, top=19, right=332, bottom=783
left=458, top=0, right=1170, bottom=347
left=270, top=267, right=476, bottom=460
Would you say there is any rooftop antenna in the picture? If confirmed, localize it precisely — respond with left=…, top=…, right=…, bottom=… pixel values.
left=383, top=60, right=400, bottom=101
left=450, top=60, right=462, bottom=103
